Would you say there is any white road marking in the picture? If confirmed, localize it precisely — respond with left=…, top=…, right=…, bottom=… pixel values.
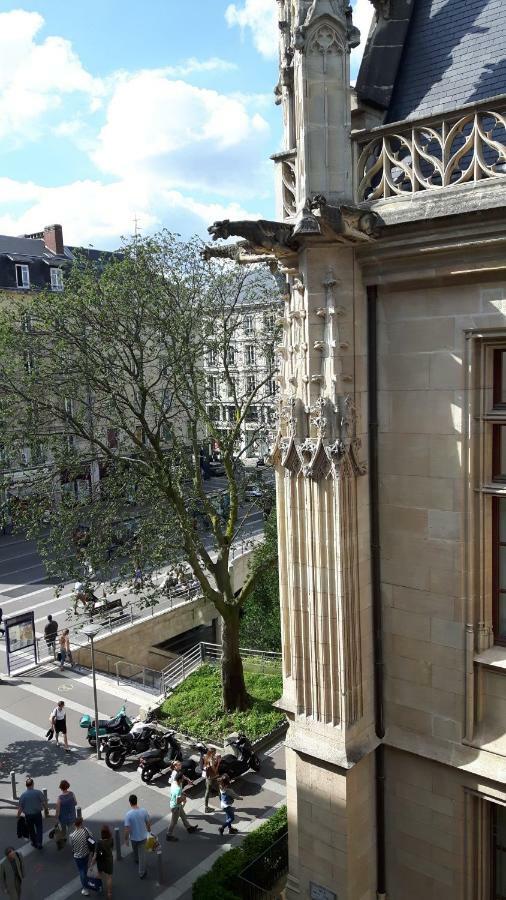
left=13, top=681, right=109, bottom=719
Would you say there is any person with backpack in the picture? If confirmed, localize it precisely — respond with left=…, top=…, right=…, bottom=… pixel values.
left=0, top=847, right=24, bottom=899
left=16, top=777, right=48, bottom=849
left=202, top=748, right=220, bottom=813
left=96, top=825, right=114, bottom=899
left=218, top=774, right=241, bottom=836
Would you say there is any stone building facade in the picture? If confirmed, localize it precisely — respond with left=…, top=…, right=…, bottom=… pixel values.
left=209, top=0, right=506, bottom=897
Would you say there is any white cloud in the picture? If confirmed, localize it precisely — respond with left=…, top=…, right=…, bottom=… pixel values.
left=0, top=176, right=262, bottom=248
left=92, top=71, right=269, bottom=190
left=351, top=0, right=375, bottom=76
left=0, top=10, right=103, bottom=144
left=225, top=0, right=278, bottom=59
left=157, top=57, right=238, bottom=77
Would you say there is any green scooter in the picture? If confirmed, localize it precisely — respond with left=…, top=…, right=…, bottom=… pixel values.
left=79, top=703, right=133, bottom=747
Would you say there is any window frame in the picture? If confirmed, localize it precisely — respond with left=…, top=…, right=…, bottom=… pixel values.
left=50, top=267, right=64, bottom=291
left=491, top=350, right=506, bottom=644
left=15, top=264, right=30, bottom=289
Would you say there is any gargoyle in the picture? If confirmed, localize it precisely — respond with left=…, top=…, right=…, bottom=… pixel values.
left=202, top=241, right=290, bottom=296
left=207, top=219, right=297, bottom=254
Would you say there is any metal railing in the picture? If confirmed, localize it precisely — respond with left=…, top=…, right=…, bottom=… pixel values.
left=114, top=660, right=162, bottom=693
left=354, top=97, right=506, bottom=202
left=160, top=641, right=282, bottom=695
left=236, top=833, right=289, bottom=899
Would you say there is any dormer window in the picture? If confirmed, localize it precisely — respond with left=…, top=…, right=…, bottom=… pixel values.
left=15, top=264, right=30, bottom=289
left=50, top=268, right=63, bottom=292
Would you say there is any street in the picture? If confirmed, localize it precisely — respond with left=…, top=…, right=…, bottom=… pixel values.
left=0, top=481, right=266, bottom=673
left=0, top=667, right=285, bottom=899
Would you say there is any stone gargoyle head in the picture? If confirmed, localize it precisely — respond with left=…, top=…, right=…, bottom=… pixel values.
left=207, top=220, right=231, bottom=241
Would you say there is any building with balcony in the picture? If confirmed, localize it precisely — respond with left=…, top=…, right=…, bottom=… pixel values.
left=207, top=0, right=506, bottom=897
left=203, top=291, right=280, bottom=461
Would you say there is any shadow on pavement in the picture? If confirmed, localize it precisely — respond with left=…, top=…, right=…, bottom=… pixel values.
left=1, top=739, right=82, bottom=779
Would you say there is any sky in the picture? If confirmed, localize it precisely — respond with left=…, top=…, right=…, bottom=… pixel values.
left=0, top=0, right=374, bottom=249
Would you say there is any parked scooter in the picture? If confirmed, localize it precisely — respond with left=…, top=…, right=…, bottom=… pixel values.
left=104, top=720, right=167, bottom=770
left=137, top=732, right=206, bottom=784
left=80, top=703, right=133, bottom=747
left=216, top=735, right=261, bottom=778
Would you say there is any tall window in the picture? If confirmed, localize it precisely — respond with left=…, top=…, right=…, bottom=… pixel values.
left=15, top=264, right=30, bottom=289
left=246, top=375, right=256, bottom=395
left=207, top=376, right=219, bottom=399
left=493, top=350, right=506, bottom=643
left=243, top=314, right=254, bottom=335
left=207, top=348, right=217, bottom=366
left=492, top=804, right=506, bottom=899
left=245, top=345, right=256, bottom=366
left=50, top=268, right=64, bottom=291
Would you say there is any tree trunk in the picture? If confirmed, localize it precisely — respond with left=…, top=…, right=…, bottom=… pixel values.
left=221, top=606, right=249, bottom=712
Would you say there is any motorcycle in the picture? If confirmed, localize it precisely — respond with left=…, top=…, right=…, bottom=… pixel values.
left=137, top=731, right=206, bottom=784
left=104, top=720, right=167, bottom=770
left=80, top=703, right=133, bottom=747
left=216, top=735, right=261, bottom=778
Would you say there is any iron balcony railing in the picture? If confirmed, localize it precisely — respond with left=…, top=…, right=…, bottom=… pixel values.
left=354, top=96, right=506, bottom=202
left=236, top=832, right=289, bottom=899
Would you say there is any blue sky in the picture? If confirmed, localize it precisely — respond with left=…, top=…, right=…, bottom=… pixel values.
left=0, top=0, right=373, bottom=248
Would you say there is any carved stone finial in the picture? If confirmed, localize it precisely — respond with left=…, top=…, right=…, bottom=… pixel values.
left=370, top=0, right=390, bottom=19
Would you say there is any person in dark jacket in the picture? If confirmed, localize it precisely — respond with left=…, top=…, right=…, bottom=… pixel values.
left=96, top=825, right=114, bottom=899
left=0, top=847, right=24, bottom=899
left=44, top=615, right=58, bottom=655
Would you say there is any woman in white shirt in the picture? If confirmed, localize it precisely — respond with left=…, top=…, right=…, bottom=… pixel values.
left=51, top=700, right=70, bottom=751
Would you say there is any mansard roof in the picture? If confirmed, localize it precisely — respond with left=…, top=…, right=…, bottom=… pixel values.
left=356, top=0, right=506, bottom=123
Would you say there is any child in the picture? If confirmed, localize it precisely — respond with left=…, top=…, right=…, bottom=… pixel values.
left=218, top=774, right=241, bottom=836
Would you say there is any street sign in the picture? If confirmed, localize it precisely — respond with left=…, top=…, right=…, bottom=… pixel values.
left=5, top=611, right=37, bottom=675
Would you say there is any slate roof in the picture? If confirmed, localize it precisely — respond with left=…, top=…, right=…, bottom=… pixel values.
left=387, top=0, right=506, bottom=122
left=0, top=234, right=67, bottom=262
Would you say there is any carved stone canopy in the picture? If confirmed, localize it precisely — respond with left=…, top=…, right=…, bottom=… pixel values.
left=295, top=0, right=361, bottom=51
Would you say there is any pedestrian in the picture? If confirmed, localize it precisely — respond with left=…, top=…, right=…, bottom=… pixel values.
left=133, top=565, right=143, bottom=591
left=17, top=778, right=48, bottom=850
left=69, top=817, right=101, bottom=896
left=202, top=748, right=221, bottom=813
left=123, top=794, right=150, bottom=880
left=0, top=607, right=4, bottom=638
left=58, top=629, right=72, bottom=671
left=165, top=772, right=200, bottom=842
left=53, top=780, right=77, bottom=847
left=96, top=825, right=114, bottom=900
left=44, top=615, right=58, bottom=656
left=0, top=847, right=24, bottom=899
left=169, top=761, right=194, bottom=788
left=50, top=700, right=70, bottom=752
left=218, top=774, right=241, bottom=836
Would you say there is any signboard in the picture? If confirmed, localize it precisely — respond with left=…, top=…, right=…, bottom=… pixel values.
left=5, top=611, right=37, bottom=675
left=310, top=885, right=337, bottom=900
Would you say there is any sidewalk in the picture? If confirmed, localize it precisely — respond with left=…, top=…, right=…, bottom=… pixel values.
left=0, top=666, right=286, bottom=899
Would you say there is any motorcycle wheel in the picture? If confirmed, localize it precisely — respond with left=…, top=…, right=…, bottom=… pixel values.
left=105, top=750, right=126, bottom=770
left=141, top=768, right=153, bottom=784
left=87, top=736, right=96, bottom=747
left=250, top=754, right=261, bottom=772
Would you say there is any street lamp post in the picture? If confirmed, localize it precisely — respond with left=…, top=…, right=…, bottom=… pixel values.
left=82, top=622, right=102, bottom=761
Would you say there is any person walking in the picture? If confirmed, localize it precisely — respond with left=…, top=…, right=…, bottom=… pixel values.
left=218, top=774, right=241, bottom=836
left=165, top=772, right=200, bottom=842
left=0, top=607, right=5, bottom=638
left=17, top=778, right=48, bottom=850
left=58, top=629, right=72, bottom=671
left=44, top=615, right=58, bottom=656
left=202, top=748, right=220, bottom=813
left=69, top=818, right=101, bottom=896
left=53, top=780, right=77, bottom=847
left=124, top=794, right=150, bottom=880
left=0, top=847, right=24, bottom=899
left=96, top=825, right=114, bottom=899
left=50, top=700, right=70, bottom=752
left=169, top=761, right=194, bottom=788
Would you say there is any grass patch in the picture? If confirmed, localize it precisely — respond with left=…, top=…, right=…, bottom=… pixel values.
left=158, top=664, right=285, bottom=742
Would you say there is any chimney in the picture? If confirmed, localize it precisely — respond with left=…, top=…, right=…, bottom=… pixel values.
left=43, top=224, right=64, bottom=256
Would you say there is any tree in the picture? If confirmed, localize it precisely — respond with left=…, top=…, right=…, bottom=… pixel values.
left=240, top=510, right=281, bottom=652
left=0, top=231, right=279, bottom=711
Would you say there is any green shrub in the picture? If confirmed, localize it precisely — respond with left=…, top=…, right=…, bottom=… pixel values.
left=159, top=664, right=285, bottom=742
left=192, top=806, right=287, bottom=899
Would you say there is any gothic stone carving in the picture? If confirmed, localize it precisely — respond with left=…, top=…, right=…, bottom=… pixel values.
left=207, top=219, right=297, bottom=254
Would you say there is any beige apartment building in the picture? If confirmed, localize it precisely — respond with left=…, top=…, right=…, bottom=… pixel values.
left=209, top=0, right=506, bottom=896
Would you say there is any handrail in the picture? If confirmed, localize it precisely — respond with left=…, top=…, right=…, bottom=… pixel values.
left=160, top=641, right=282, bottom=695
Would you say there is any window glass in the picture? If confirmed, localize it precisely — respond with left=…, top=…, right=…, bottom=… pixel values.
left=493, top=805, right=506, bottom=898
left=494, top=350, right=506, bottom=407
left=493, top=426, right=506, bottom=481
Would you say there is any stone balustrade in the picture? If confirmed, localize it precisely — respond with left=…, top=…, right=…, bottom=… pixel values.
left=354, top=99, right=506, bottom=202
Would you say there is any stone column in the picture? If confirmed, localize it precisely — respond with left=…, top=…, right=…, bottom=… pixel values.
left=271, top=3, right=377, bottom=898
